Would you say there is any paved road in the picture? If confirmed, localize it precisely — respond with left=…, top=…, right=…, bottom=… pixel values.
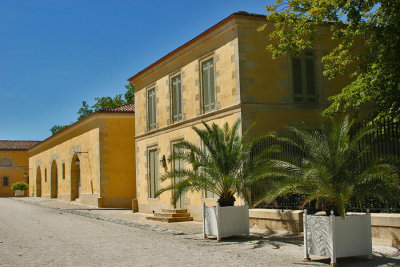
left=1, top=198, right=399, bottom=267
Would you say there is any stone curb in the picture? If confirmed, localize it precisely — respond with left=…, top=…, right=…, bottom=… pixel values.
left=12, top=198, right=187, bottom=236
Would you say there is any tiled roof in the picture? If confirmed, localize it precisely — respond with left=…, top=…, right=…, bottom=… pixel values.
left=99, top=103, right=135, bottom=113
left=0, top=140, right=41, bottom=150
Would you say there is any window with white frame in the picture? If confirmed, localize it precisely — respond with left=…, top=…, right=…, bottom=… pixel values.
left=201, top=58, right=215, bottom=113
left=171, top=74, right=183, bottom=123
left=147, top=87, right=157, bottom=131
left=292, top=50, right=317, bottom=103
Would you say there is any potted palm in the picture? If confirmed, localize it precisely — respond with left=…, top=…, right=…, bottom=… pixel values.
left=11, top=182, right=29, bottom=197
left=157, top=119, right=274, bottom=241
left=258, top=116, right=400, bottom=266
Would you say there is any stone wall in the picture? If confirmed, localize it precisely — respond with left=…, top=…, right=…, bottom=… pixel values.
left=249, top=209, right=400, bottom=247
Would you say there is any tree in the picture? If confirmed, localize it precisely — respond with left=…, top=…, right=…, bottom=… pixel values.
left=156, top=120, right=275, bottom=207
left=257, top=116, right=400, bottom=217
left=260, top=1, right=400, bottom=122
left=50, top=83, right=134, bottom=132
left=77, top=101, right=93, bottom=120
left=92, top=95, right=126, bottom=112
left=50, top=125, right=69, bottom=135
left=124, top=83, right=135, bottom=104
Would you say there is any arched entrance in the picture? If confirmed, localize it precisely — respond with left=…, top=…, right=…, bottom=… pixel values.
left=70, top=154, right=81, bottom=201
left=50, top=160, right=58, bottom=198
left=36, top=166, right=42, bottom=197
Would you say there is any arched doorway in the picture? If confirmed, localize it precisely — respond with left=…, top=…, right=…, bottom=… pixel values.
left=70, top=154, right=81, bottom=200
left=50, top=160, right=58, bottom=198
left=36, top=166, right=42, bottom=197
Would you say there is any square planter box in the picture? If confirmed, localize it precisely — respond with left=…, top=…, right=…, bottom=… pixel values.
left=303, top=210, right=372, bottom=266
left=14, top=190, right=25, bottom=197
left=202, top=203, right=249, bottom=241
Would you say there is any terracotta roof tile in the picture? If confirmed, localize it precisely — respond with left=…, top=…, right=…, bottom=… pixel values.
left=99, top=103, right=135, bottom=113
left=0, top=140, right=41, bottom=150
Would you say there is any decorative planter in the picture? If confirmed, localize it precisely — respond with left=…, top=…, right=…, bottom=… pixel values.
left=303, top=209, right=372, bottom=266
left=14, top=190, right=25, bottom=197
left=202, top=203, right=249, bottom=241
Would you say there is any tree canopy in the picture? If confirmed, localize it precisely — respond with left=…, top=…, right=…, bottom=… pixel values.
left=260, top=0, right=400, bottom=122
left=51, top=83, right=135, bottom=134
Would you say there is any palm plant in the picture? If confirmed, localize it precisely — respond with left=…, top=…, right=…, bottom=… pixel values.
left=156, top=119, right=274, bottom=207
left=257, top=115, right=400, bottom=217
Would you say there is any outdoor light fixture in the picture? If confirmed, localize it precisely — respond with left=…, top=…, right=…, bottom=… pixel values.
left=75, top=157, right=80, bottom=167
left=160, top=155, right=168, bottom=171
left=24, top=172, right=28, bottom=183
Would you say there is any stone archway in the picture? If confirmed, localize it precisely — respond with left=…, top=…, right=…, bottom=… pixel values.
left=70, top=154, right=81, bottom=201
left=50, top=160, right=58, bottom=198
left=36, top=166, right=42, bottom=197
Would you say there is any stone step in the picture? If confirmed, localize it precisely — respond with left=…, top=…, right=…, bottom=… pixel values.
left=161, top=209, right=188, bottom=214
left=154, top=212, right=191, bottom=218
left=146, top=216, right=193, bottom=223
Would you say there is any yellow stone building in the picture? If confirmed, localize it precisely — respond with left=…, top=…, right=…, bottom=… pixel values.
left=128, top=12, right=348, bottom=220
left=28, top=104, right=136, bottom=208
left=0, top=141, right=40, bottom=197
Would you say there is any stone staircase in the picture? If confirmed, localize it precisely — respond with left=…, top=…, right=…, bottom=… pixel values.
left=146, top=208, right=193, bottom=223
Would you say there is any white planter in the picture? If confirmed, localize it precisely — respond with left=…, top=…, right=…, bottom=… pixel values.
left=14, top=190, right=25, bottom=197
left=202, top=203, right=249, bottom=241
left=303, top=210, right=372, bottom=266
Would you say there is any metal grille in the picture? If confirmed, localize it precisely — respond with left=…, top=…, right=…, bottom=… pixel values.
left=251, top=118, right=400, bottom=213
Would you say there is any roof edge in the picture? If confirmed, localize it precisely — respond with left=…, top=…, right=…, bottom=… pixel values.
left=127, top=12, right=266, bottom=83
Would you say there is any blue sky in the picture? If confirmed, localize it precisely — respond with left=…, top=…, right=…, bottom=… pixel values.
left=0, top=0, right=271, bottom=141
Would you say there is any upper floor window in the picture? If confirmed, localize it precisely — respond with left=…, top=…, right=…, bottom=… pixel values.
left=201, top=58, right=215, bottom=113
left=2, top=176, right=9, bottom=187
left=0, top=158, right=12, bottom=167
left=171, top=74, right=183, bottom=123
left=147, top=87, right=157, bottom=131
left=292, top=50, right=317, bottom=103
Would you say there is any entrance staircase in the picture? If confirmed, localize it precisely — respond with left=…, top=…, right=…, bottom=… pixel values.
left=146, top=208, right=193, bottom=223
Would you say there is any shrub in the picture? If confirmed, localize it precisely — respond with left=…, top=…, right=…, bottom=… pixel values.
left=11, top=182, right=29, bottom=191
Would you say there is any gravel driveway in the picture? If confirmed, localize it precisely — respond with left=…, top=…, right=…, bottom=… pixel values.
left=0, top=198, right=399, bottom=267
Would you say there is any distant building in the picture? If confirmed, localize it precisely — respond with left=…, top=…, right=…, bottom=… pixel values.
left=128, top=12, right=348, bottom=220
left=28, top=103, right=136, bottom=208
left=0, top=140, right=40, bottom=196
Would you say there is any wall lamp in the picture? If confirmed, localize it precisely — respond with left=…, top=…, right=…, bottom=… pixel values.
left=160, top=155, right=168, bottom=171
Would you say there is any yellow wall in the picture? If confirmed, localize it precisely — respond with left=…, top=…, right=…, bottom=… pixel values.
left=0, top=150, right=29, bottom=196
left=100, top=116, right=136, bottom=208
left=135, top=113, right=241, bottom=220
left=29, top=113, right=136, bottom=208
left=130, top=14, right=354, bottom=220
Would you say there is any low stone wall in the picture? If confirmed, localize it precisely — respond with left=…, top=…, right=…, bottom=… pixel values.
left=249, top=209, right=303, bottom=233
left=249, top=209, right=400, bottom=247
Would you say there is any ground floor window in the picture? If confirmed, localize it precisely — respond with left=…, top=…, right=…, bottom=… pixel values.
left=2, top=176, right=9, bottom=187
left=148, top=148, right=158, bottom=198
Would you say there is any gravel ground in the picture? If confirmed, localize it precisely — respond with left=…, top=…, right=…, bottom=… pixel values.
left=1, top=198, right=399, bottom=267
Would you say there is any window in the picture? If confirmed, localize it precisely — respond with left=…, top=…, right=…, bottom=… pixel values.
left=147, top=87, right=157, bottom=131
left=45, top=168, right=47, bottom=182
left=62, top=163, right=65, bottom=179
left=201, top=58, right=215, bottom=113
left=0, top=158, right=12, bottom=167
left=148, top=149, right=158, bottom=198
left=292, top=50, right=317, bottom=103
left=2, top=176, right=8, bottom=187
left=200, top=141, right=217, bottom=199
left=171, top=74, right=183, bottom=123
